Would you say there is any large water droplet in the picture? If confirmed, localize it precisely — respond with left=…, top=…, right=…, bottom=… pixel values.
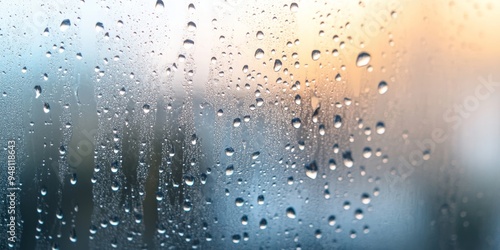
left=155, top=0, right=165, bottom=12
left=291, top=118, right=301, bottom=128
left=183, top=39, right=194, bottom=49
left=60, top=19, right=71, bottom=31
left=311, top=50, right=321, bottom=61
left=356, top=52, right=371, bottom=67
left=343, top=151, right=354, bottom=168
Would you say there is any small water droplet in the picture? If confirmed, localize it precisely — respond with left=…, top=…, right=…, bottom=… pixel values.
left=378, top=81, right=388, bottom=94
left=286, top=207, right=296, bottom=219
left=43, top=103, right=50, bottom=113
left=290, top=2, right=299, bottom=12
left=361, top=193, right=371, bottom=204
left=376, top=122, right=385, bottom=134
left=233, top=118, right=241, bottom=127
left=305, top=161, right=318, bottom=179
left=259, top=219, right=267, bottom=229
left=143, top=104, right=151, bottom=113
left=95, top=22, right=104, bottom=32
left=328, top=215, right=336, bottom=226
left=34, top=85, right=42, bottom=98
left=355, top=209, right=364, bottom=220
left=334, top=115, right=342, bottom=128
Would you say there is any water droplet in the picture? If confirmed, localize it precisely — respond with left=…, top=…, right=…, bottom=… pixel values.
left=257, top=195, right=265, bottom=205
left=241, top=215, right=248, bottom=225
left=343, top=151, right=354, bottom=168
left=286, top=207, right=296, bottom=219
left=378, top=81, right=388, bottom=94
left=376, top=122, right=385, bottom=134
left=187, top=21, right=197, bottom=31
left=305, top=161, right=318, bottom=179
left=255, top=48, right=264, bottom=59
left=235, top=197, right=244, bottom=207
left=311, top=50, right=321, bottom=61
left=119, top=87, right=126, bottom=95
left=343, top=201, right=351, bottom=210
left=95, top=22, right=104, bottom=32
left=315, top=229, right=322, bottom=239
left=259, top=219, right=267, bottom=229
left=225, top=147, right=234, bottom=156
left=232, top=234, right=241, bottom=244
left=291, top=118, right=301, bottom=129
left=256, top=31, right=264, bottom=40
left=294, top=94, right=301, bottom=105
left=156, top=191, right=164, bottom=201
left=40, top=187, right=47, bottom=196
left=233, top=118, right=241, bottom=127
left=273, top=59, right=282, bottom=72
left=43, top=103, right=50, bottom=113
left=334, top=115, right=342, bottom=128
left=362, top=147, right=372, bottom=158
left=70, top=173, right=77, bottom=185
left=43, top=27, right=49, bottom=36
left=69, top=228, right=77, bottom=242
left=155, top=0, right=164, bottom=12
left=328, top=215, right=336, bottom=226
left=34, top=85, right=42, bottom=98
left=60, top=19, right=71, bottom=31
left=329, top=159, right=337, bottom=170
left=361, top=193, right=371, bottom=204
left=335, top=73, right=342, bottom=82
left=290, top=2, right=299, bottom=12
left=356, top=52, right=371, bottom=67
left=143, top=104, right=151, bottom=113
left=225, top=165, right=234, bottom=176
left=355, top=209, right=364, bottom=220
left=183, top=39, right=194, bottom=49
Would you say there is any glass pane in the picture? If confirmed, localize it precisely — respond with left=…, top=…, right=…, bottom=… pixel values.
left=1, top=0, right=499, bottom=249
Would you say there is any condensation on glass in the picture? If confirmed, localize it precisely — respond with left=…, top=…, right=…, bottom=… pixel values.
left=1, top=0, right=500, bottom=249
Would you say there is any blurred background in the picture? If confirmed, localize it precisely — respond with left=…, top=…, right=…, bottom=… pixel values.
left=1, top=0, right=500, bottom=249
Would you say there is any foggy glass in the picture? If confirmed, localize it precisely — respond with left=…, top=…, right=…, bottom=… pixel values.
left=1, top=0, right=500, bottom=249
